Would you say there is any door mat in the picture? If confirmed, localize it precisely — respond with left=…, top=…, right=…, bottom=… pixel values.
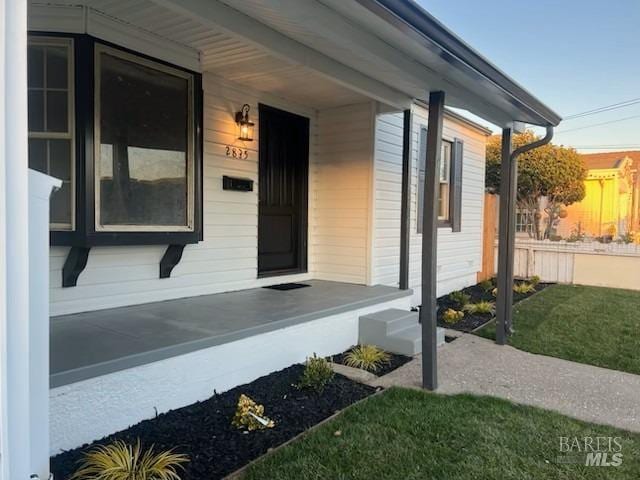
left=263, top=283, right=311, bottom=291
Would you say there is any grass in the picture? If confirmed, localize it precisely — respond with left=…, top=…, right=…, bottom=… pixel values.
left=244, top=388, right=640, bottom=479
left=476, top=284, right=640, bottom=375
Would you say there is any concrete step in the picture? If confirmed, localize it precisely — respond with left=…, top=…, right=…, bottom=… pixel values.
left=359, top=309, right=445, bottom=356
left=359, top=308, right=418, bottom=336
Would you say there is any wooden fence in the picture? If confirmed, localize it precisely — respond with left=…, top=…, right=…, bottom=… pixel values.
left=498, top=239, right=640, bottom=290
left=478, top=193, right=497, bottom=282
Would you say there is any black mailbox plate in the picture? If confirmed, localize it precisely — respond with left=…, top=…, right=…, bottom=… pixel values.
left=223, top=175, right=254, bottom=192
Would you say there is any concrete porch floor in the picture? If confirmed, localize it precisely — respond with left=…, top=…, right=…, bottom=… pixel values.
left=51, top=280, right=410, bottom=388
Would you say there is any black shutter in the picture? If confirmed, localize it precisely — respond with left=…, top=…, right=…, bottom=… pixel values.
left=417, top=126, right=428, bottom=234
left=451, top=138, right=464, bottom=232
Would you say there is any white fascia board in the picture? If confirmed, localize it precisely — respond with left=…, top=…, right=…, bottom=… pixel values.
left=148, top=0, right=412, bottom=109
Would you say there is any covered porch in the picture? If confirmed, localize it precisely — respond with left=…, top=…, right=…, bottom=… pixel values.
left=2, top=0, right=561, bottom=478
left=51, top=280, right=410, bottom=388
left=50, top=280, right=412, bottom=452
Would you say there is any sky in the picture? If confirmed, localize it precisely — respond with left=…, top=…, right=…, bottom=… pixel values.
left=417, top=0, right=640, bottom=153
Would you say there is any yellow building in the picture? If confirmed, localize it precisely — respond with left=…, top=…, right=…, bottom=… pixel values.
left=560, top=151, right=640, bottom=238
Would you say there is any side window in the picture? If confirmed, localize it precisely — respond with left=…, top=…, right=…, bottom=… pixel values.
left=437, top=141, right=452, bottom=222
left=28, top=37, right=75, bottom=230
left=417, top=126, right=428, bottom=234
left=417, top=129, right=463, bottom=233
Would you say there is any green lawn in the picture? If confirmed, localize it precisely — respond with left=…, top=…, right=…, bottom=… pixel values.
left=244, top=388, right=639, bottom=479
left=476, top=284, right=640, bottom=375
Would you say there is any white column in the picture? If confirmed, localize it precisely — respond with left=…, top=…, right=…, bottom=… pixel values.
left=29, top=172, right=60, bottom=479
left=1, top=0, right=31, bottom=478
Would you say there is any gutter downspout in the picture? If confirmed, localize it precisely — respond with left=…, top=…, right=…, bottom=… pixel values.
left=510, top=126, right=554, bottom=163
left=496, top=126, right=553, bottom=345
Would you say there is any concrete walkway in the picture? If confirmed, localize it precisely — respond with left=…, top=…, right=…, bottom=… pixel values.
left=371, top=334, right=640, bottom=433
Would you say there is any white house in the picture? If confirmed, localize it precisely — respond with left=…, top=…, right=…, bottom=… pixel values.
left=0, top=1, right=560, bottom=478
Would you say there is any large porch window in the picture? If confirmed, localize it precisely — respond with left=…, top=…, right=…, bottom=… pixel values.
left=95, top=46, right=194, bottom=232
left=26, top=33, right=202, bottom=246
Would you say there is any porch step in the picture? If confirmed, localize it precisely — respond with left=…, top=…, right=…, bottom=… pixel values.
left=358, top=309, right=445, bottom=356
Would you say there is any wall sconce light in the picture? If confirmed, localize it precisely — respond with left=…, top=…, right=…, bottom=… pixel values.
left=235, top=104, right=254, bottom=141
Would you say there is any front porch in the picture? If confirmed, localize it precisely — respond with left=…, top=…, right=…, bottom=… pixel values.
left=0, top=0, right=562, bottom=476
left=51, top=280, right=410, bottom=387
left=50, top=280, right=412, bottom=453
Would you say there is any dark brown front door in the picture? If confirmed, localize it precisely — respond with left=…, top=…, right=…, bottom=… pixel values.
left=258, top=104, right=309, bottom=277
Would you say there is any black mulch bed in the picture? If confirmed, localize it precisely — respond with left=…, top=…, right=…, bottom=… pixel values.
left=51, top=364, right=376, bottom=480
left=330, top=347, right=413, bottom=377
left=435, top=280, right=551, bottom=332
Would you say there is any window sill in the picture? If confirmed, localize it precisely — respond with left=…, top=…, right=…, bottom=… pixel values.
left=50, top=229, right=202, bottom=247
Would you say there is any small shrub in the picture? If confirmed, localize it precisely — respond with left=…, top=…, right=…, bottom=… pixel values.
left=513, top=282, right=535, bottom=294
left=448, top=290, right=471, bottom=307
left=478, top=279, right=493, bottom=292
left=442, top=308, right=464, bottom=324
left=619, top=231, right=635, bottom=244
left=529, top=275, right=541, bottom=286
left=232, top=394, right=275, bottom=431
left=71, top=440, right=188, bottom=480
left=297, top=353, right=335, bottom=393
left=567, top=223, right=586, bottom=243
left=463, top=301, right=495, bottom=315
left=344, top=344, right=391, bottom=372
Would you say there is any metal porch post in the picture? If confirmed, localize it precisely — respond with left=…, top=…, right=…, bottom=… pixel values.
left=496, top=126, right=554, bottom=345
left=399, top=108, right=412, bottom=290
left=421, top=91, right=444, bottom=390
left=495, top=128, right=514, bottom=345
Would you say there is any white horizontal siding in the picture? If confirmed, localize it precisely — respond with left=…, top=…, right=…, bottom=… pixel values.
left=371, top=104, right=488, bottom=303
left=50, top=73, right=319, bottom=316
left=311, top=103, right=375, bottom=284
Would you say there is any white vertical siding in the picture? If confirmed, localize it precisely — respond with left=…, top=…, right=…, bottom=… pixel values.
left=50, top=74, right=318, bottom=316
left=371, top=104, right=488, bottom=304
left=311, top=103, right=375, bottom=284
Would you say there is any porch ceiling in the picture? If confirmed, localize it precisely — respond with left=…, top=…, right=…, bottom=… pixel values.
left=32, top=0, right=560, bottom=124
left=215, top=0, right=560, bottom=127
left=38, top=0, right=370, bottom=109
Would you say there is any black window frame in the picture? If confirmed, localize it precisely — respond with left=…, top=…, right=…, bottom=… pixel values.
left=417, top=126, right=463, bottom=233
left=28, top=32, right=203, bottom=247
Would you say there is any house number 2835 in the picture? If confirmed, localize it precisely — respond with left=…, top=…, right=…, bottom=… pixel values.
left=226, top=146, right=249, bottom=159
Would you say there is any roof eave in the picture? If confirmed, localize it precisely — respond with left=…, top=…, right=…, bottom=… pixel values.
left=364, top=0, right=562, bottom=127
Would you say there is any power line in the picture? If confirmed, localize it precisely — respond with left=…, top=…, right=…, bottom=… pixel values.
left=555, top=114, right=640, bottom=134
left=571, top=144, right=640, bottom=148
left=574, top=145, right=640, bottom=150
left=563, top=97, right=640, bottom=120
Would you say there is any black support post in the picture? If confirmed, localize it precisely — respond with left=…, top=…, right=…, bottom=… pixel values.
left=421, top=91, right=445, bottom=391
left=495, top=128, right=515, bottom=345
left=495, top=126, right=554, bottom=345
left=399, top=108, right=412, bottom=290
